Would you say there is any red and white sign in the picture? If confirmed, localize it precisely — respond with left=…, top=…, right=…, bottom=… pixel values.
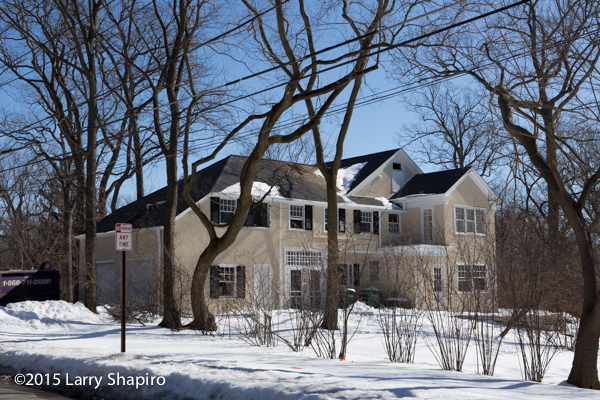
left=115, top=223, right=133, bottom=251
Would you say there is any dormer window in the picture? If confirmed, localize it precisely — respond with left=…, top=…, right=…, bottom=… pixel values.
left=393, top=163, right=402, bottom=170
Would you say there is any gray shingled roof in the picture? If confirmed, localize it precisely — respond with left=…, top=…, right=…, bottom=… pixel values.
left=390, top=167, right=471, bottom=199
left=97, top=155, right=393, bottom=233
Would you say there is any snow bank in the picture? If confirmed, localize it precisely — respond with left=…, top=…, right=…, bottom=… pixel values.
left=0, top=300, right=104, bottom=330
left=0, top=300, right=597, bottom=400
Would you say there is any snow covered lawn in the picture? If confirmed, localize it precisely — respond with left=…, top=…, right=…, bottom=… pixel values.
left=0, top=301, right=597, bottom=400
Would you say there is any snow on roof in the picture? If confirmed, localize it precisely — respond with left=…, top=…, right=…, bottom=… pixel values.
left=220, top=182, right=281, bottom=200
left=337, top=162, right=367, bottom=194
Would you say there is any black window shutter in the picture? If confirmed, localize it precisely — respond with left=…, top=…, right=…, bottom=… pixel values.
left=236, top=266, right=246, bottom=298
left=338, top=208, right=345, bottom=232
left=373, top=211, right=379, bottom=234
left=210, top=197, right=220, bottom=223
left=305, top=205, right=313, bottom=230
left=354, top=210, right=361, bottom=233
left=353, top=264, right=360, bottom=286
left=262, top=203, right=270, bottom=228
left=210, top=265, right=220, bottom=298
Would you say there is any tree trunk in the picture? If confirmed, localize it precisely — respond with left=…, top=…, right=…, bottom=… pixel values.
left=158, top=151, right=182, bottom=330
left=84, top=106, right=98, bottom=312
left=569, top=309, right=600, bottom=388
left=322, top=175, right=339, bottom=330
left=188, top=257, right=217, bottom=331
left=62, top=207, right=73, bottom=302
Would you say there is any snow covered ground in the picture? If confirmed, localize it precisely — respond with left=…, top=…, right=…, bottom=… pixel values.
left=0, top=300, right=597, bottom=400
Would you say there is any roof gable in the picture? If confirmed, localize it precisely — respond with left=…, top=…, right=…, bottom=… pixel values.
left=390, top=167, right=471, bottom=199
left=326, top=148, right=423, bottom=196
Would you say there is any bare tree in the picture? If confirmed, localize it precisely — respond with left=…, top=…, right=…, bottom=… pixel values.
left=179, top=0, right=390, bottom=330
left=308, top=0, right=402, bottom=332
left=0, top=0, right=114, bottom=304
left=125, top=0, right=220, bottom=329
left=397, top=0, right=600, bottom=388
left=397, top=82, right=507, bottom=177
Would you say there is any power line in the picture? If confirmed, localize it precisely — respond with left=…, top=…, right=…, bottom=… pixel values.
left=0, top=0, right=466, bottom=155
left=0, top=0, right=290, bottom=152
left=4, top=0, right=580, bottom=180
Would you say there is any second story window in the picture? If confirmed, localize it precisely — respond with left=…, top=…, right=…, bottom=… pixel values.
left=455, top=207, right=486, bottom=234
left=423, top=209, right=433, bottom=242
left=220, top=199, right=236, bottom=224
left=290, top=205, right=313, bottom=230
left=354, top=210, right=379, bottom=234
left=325, top=208, right=346, bottom=233
left=388, top=214, right=400, bottom=235
left=210, top=197, right=236, bottom=225
left=290, top=205, right=304, bottom=229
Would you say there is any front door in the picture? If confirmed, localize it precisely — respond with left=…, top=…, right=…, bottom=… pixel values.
left=289, top=268, right=322, bottom=309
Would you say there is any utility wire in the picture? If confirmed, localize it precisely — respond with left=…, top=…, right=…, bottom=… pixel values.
left=0, top=0, right=289, bottom=151
left=0, top=0, right=466, bottom=155
left=3, top=0, right=575, bottom=180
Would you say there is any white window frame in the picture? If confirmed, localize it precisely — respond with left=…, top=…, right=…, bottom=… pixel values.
left=360, top=211, right=373, bottom=234
left=454, top=206, right=487, bottom=235
left=216, top=264, right=238, bottom=299
left=368, top=260, right=380, bottom=283
left=422, top=208, right=434, bottom=243
left=289, top=204, right=305, bottom=230
left=219, top=199, right=236, bottom=224
left=339, top=262, right=357, bottom=287
left=388, top=213, right=400, bottom=236
left=457, top=263, right=488, bottom=293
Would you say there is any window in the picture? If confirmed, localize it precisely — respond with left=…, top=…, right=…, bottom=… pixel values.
left=285, top=249, right=323, bottom=268
left=457, top=264, right=487, bottom=292
left=455, top=207, right=486, bottom=234
left=388, top=214, right=400, bottom=235
left=210, top=197, right=237, bottom=225
left=290, top=205, right=304, bottom=229
left=339, top=263, right=360, bottom=287
left=393, top=163, right=402, bottom=170
left=423, top=209, right=433, bottom=242
left=220, top=199, right=236, bottom=224
left=325, top=208, right=346, bottom=233
left=354, top=210, right=379, bottom=234
left=285, top=249, right=323, bottom=309
left=289, top=205, right=312, bottom=230
left=361, top=212, right=372, bottom=232
left=368, top=260, right=380, bottom=283
left=210, top=265, right=246, bottom=299
left=244, top=202, right=270, bottom=228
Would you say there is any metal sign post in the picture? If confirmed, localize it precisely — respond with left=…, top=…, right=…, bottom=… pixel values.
left=116, top=223, right=132, bottom=353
